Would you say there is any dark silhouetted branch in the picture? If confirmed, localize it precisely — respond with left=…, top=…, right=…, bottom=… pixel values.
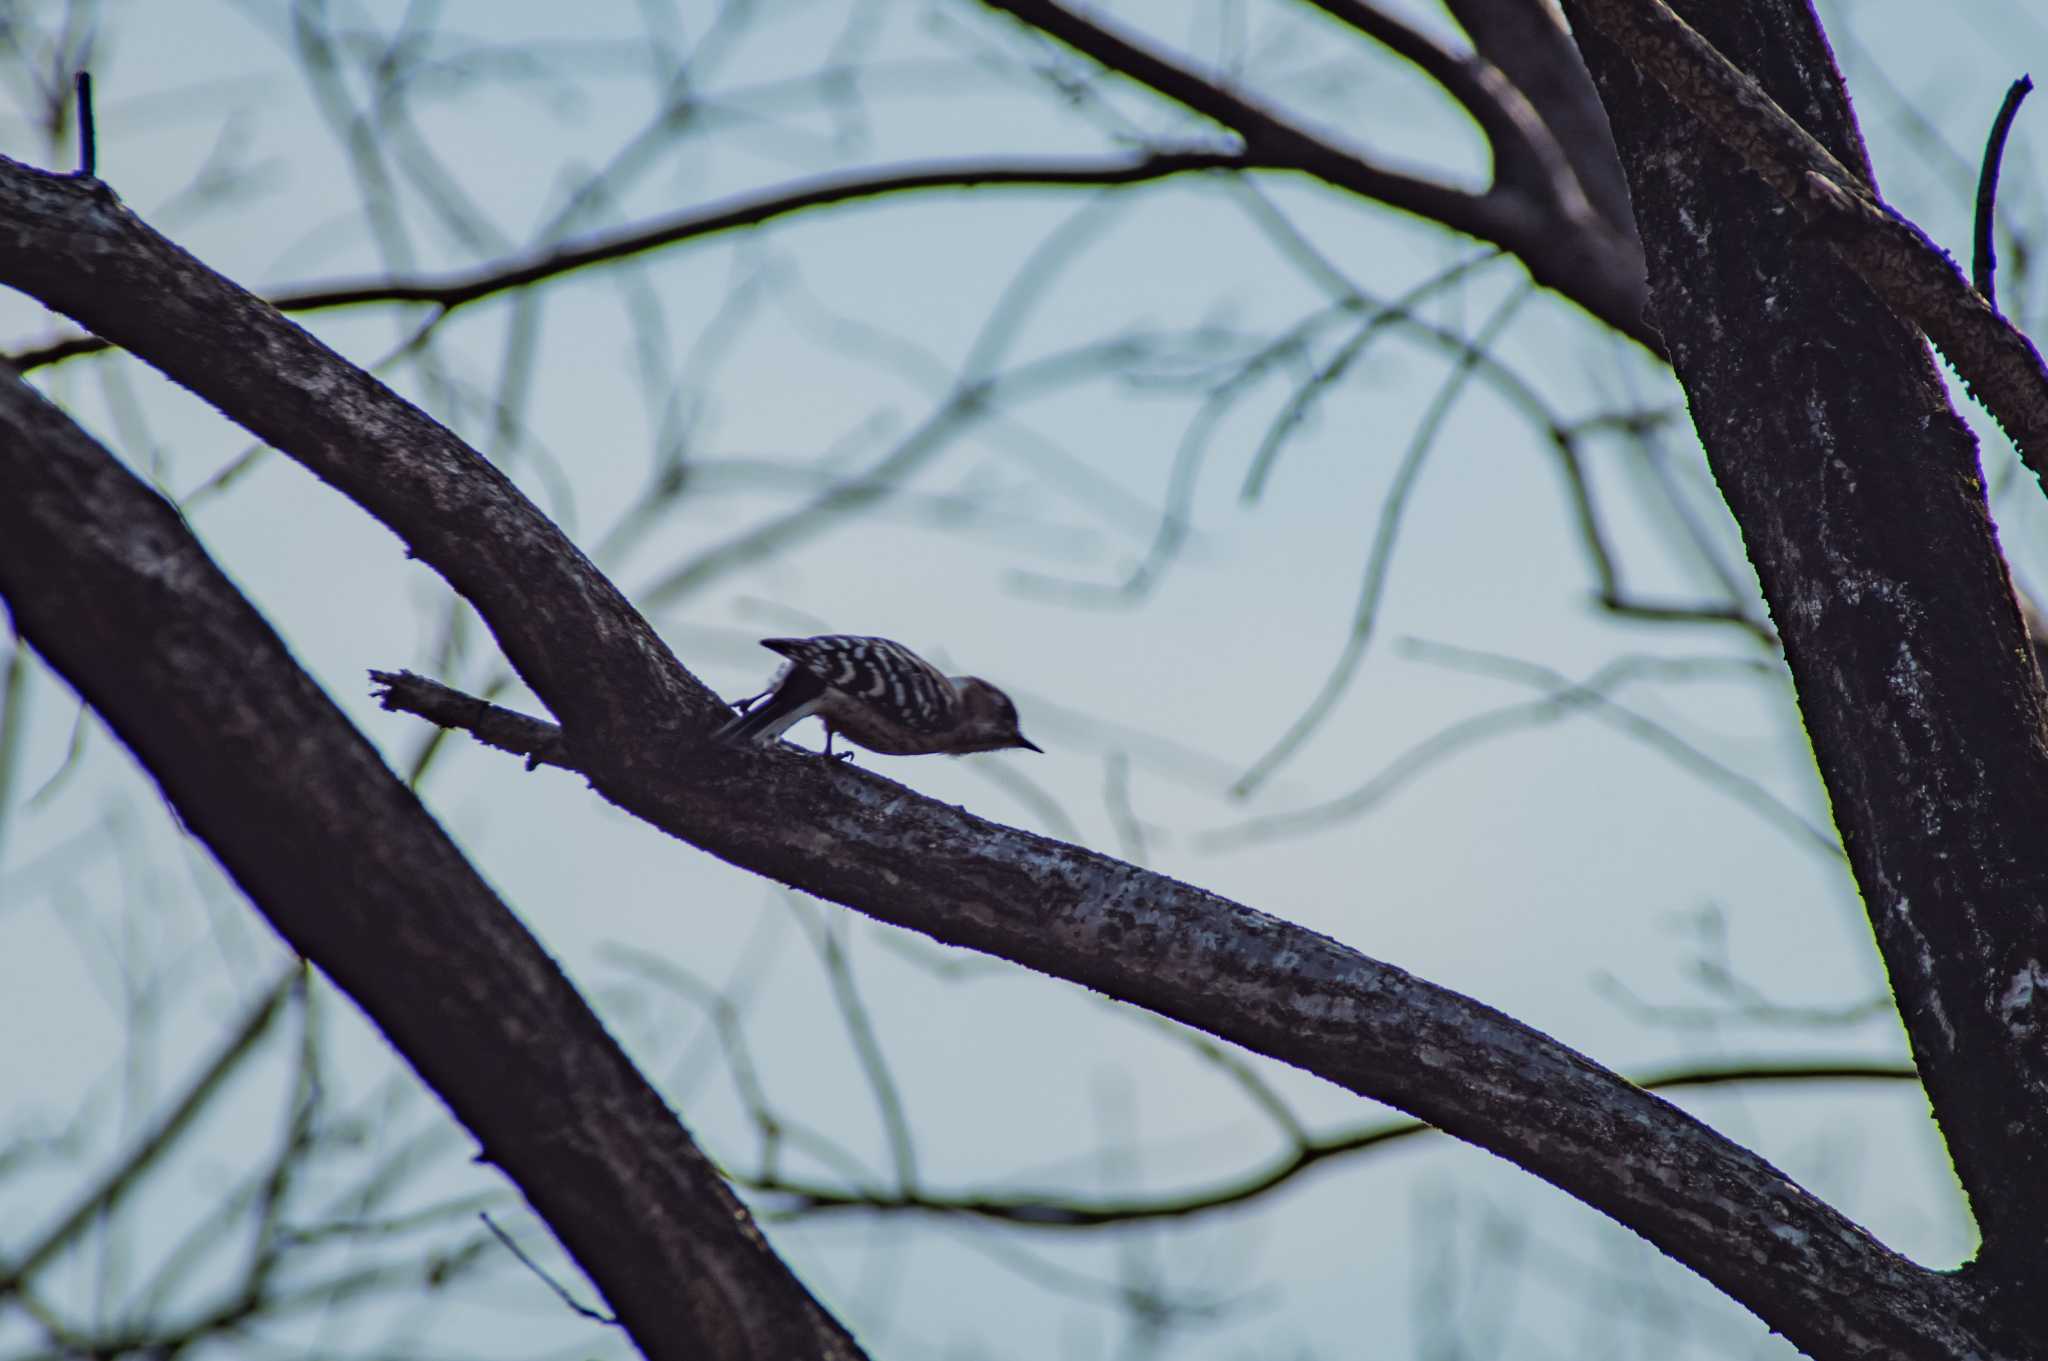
left=753, top=1058, right=1919, bottom=1227
left=10, top=151, right=1244, bottom=370
left=1974, top=75, right=2033, bottom=309
left=1568, top=0, right=2048, bottom=475
left=72, top=71, right=94, bottom=179
left=0, top=363, right=863, bottom=1361
left=975, top=0, right=1654, bottom=348
left=0, top=153, right=2008, bottom=1358
left=1567, top=0, right=2048, bottom=1294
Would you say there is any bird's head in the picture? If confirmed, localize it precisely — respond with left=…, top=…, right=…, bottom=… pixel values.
left=950, top=677, right=1042, bottom=753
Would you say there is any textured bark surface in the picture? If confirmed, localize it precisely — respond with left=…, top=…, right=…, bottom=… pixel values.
left=1566, top=0, right=2048, bottom=1314
left=1567, top=0, right=2048, bottom=473
left=1445, top=0, right=1638, bottom=235
left=974, top=0, right=1655, bottom=348
left=0, top=180, right=716, bottom=754
left=0, top=154, right=2017, bottom=1357
left=0, top=369, right=864, bottom=1361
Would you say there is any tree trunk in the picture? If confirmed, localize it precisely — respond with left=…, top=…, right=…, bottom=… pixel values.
left=1566, top=0, right=2048, bottom=1341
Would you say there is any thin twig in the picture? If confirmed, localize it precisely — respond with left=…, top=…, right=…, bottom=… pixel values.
left=1406, top=640, right=1840, bottom=856
left=11, top=151, right=1242, bottom=371
left=72, top=71, right=94, bottom=179
left=1232, top=283, right=1535, bottom=798
left=755, top=1058, right=1918, bottom=1228
left=0, top=967, right=303, bottom=1295
left=790, top=902, right=921, bottom=1196
left=1239, top=251, right=1505, bottom=503
left=478, top=1213, right=618, bottom=1326
left=1973, top=75, right=2033, bottom=309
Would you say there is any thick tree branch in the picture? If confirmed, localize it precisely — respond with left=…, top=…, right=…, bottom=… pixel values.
left=1302, top=0, right=1591, bottom=214
left=0, top=157, right=2010, bottom=1356
left=1444, top=0, right=1639, bottom=235
left=0, top=369, right=863, bottom=1360
left=1568, top=0, right=2048, bottom=477
left=1564, top=0, right=2048, bottom=1301
left=339, top=699, right=1991, bottom=1359
left=0, top=167, right=714, bottom=760
left=973, top=0, right=1655, bottom=349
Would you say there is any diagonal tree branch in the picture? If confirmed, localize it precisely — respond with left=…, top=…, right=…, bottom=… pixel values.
left=972, top=0, right=1654, bottom=348
left=1302, top=0, right=1594, bottom=216
left=0, top=170, right=714, bottom=757
left=345, top=687, right=1990, bottom=1356
left=0, top=365, right=863, bottom=1361
left=1562, top=0, right=2048, bottom=1297
left=0, top=157, right=2011, bottom=1357
left=1566, top=0, right=2048, bottom=476
left=1443, top=0, right=1638, bottom=235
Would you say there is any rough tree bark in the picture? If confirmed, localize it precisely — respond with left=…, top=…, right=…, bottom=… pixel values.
left=4, top=0, right=2047, bottom=1354
left=1565, top=0, right=2048, bottom=1325
left=0, top=142, right=2024, bottom=1356
left=0, top=367, right=863, bottom=1360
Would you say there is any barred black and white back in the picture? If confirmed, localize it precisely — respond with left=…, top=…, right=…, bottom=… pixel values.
left=714, top=634, right=1041, bottom=757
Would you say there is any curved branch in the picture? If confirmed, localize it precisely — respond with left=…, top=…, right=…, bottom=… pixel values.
left=0, top=158, right=2006, bottom=1358
left=0, top=168, right=716, bottom=755
left=1562, top=0, right=2048, bottom=1295
left=973, top=0, right=1655, bottom=348
left=1444, top=0, right=1638, bottom=234
left=1567, top=0, right=2048, bottom=475
left=375, top=659, right=1992, bottom=1354
left=751, top=1059, right=1921, bottom=1228
left=1304, top=0, right=1594, bottom=216
left=1972, top=76, right=2033, bottom=308
left=8, top=150, right=1246, bottom=370
left=0, top=371, right=862, bottom=1361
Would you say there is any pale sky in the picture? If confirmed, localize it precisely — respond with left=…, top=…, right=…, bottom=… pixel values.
left=1, top=2, right=2038, bottom=1356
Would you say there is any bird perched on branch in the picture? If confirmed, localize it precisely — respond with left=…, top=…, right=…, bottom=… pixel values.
left=713, top=634, right=1041, bottom=758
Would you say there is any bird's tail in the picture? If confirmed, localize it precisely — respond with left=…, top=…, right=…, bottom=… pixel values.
left=712, top=670, right=826, bottom=747
left=711, top=701, right=786, bottom=746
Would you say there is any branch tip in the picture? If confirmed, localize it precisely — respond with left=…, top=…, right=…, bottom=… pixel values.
left=1974, top=75, right=2034, bottom=310
left=72, top=71, right=95, bottom=180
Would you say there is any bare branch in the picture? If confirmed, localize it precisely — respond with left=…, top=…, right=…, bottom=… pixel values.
left=1567, top=0, right=2048, bottom=476
left=974, top=0, right=1655, bottom=347
left=0, top=153, right=2010, bottom=1357
left=369, top=669, right=565, bottom=770
left=1444, top=0, right=1637, bottom=234
left=8, top=151, right=1244, bottom=371
left=0, top=967, right=301, bottom=1297
left=1232, top=284, right=1534, bottom=797
left=1565, top=0, right=2048, bottom=1290
left=0, top=365, right=863, bottom=1361
left=364, top=668, right=1999, bottom=1354
left=70, top=69, right=92, bottom=179
left=1304, top=0, right=1593, bottom=214
left=1974, top=75, right=2034, bottom=309
left=755, top=1059, right=1919, bottom=1228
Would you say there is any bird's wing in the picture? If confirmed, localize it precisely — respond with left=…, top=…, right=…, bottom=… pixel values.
left=760, top=635, right=956, bottom=733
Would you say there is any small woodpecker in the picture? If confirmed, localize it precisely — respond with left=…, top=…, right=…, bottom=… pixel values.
left=713, top=634, right=1042, bottom=758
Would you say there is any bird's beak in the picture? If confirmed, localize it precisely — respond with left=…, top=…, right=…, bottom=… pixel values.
left=1015, top=734, right=1044, bottom=753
